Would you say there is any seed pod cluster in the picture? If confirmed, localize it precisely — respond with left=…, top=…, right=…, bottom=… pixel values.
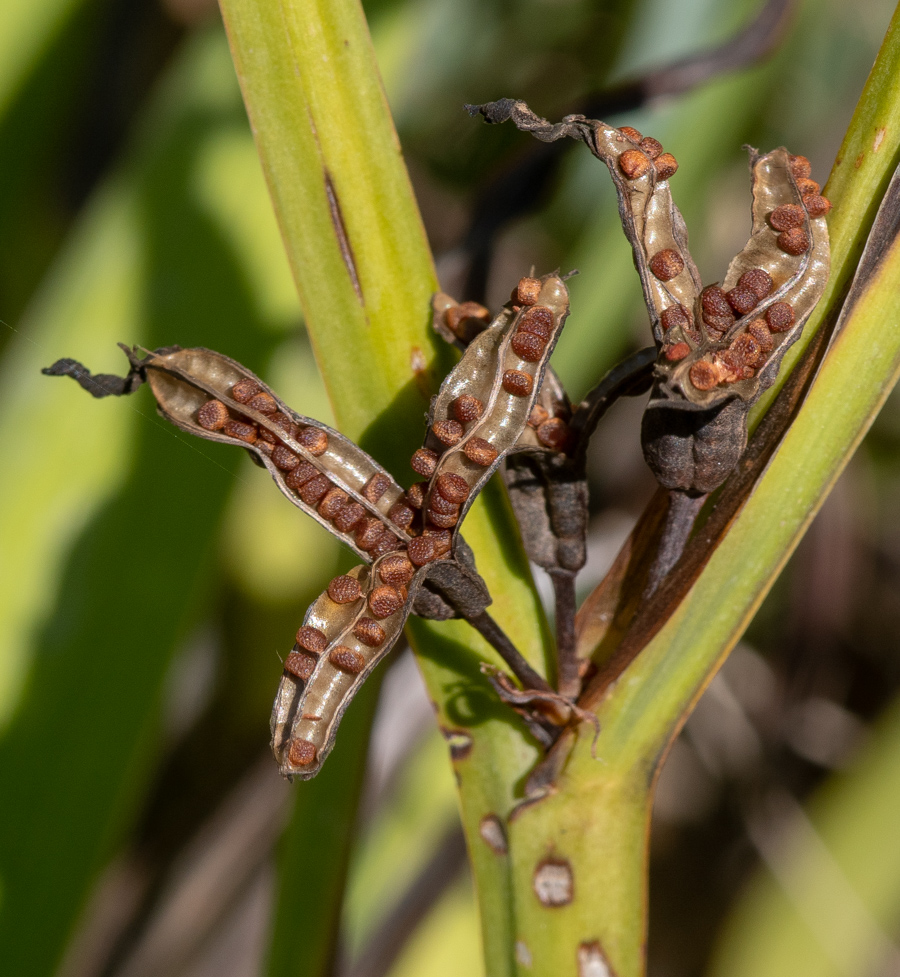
left=134, top=347, right=410, bottom=560
left=271, top=557, right=428, bottom=779
left=419, top=274, right=570, bottom=537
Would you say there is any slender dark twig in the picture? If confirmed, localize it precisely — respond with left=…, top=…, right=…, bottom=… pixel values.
left=466, top=611, right=555, bottom=694
left=643, top=491, right=708, bottom=598
left=550, top=571, right=580, bottom=698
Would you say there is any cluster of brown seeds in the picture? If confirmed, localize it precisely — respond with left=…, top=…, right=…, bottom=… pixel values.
left=768, top=155, right=831, bottom=256
left=617, top=126, right=678, bottom=182
left=527, top=402, right=574, bottom=452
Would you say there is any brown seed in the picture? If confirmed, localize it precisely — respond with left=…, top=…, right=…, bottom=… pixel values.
left=725, top=286, right=759, bottom=316
left=451, top=395, right=484, bottom=423
left=502, top=370, right=534, bottom=397
left=515, top=277, right=542, bottom=306
left=318, top=487, right=349, bottom=520
left=223, top=419, right=257, bottom=444
left=423, top=528, right=452, bottom=557
left=231, top=378, right=261, bottom=403
left=664, top=342, right=690, bottom=362
left=368, top=585, right=404, bottom=619
left=618, top=149, right=650, bottom=179
left=649, top=249, right=684, bottom=282
left=701, top=285, right=732, bottom=320
left=272, top=445, right=300, bottom=471
left=404, top=482, right=427, bottom=509
left=769, top=204, right=806, bottom=231
left=284, top=651, right=317, bottom=682
left=370, top=531, right=402, bottom=559
left=298, top=474, right=331, bottom=505
left=247, top=391, right=278, bottom=414
left=379, top=554, right=415, bottom=586
left=435, top=472, right=471, bottom=504
left=511, top=331, right=546, bottom=362
left=427, top=510, right=458, bottom=529
left=777, top=228, right=810, bottom=255
left=270, top=412, right=294, bottom=435
left=197, top=399, right=229, bottom=430
left=464, top=437, right=498, bottom=466
left=804, top=194, right=831, bottom=217
left=288, top=739, right=317, bottom=767
left=528, top=405, right=549, bottom=428
left=660, top=305, right=692, bottom=332
left=727, top=333, right=761, bottom=368
left=654, top=153, right=679, bottom=180
left=429, top=492, right=460, bottom=515
left=639, top=136, right=663, bottom=159
left=352, top=618, right=385, bottom=648
left=327, top=575, right=362, bottom=604
left=410, top=448, right=439, bottom=477
left=796, top=178, right=820, bottom=197
left=689, top=360, right=722, bottom=391
left=432, top=419, right=464, bottom=446
left=537, top=418, right=572, bottom=450
left=334, top=501, right=366, bottom=533
left=737, top=269, right=774, bottom=300
left=445, top=301, right=491, bottom=337
left=285, top=461, right=319, bottom=491
left=355, top=517, right=384, bottom=551
left=747, top=318, right=774, bottom=356
left=765, top=302, right=795, bottom=333
left=363, top=472, right=393, bottom=503
left=789, top=154, right=812, bottom=180
left=407, top=535, right=436, bottom=566
left=388, top=502, right=415, bottom=529
left=296, top=625, right=328, bottom=654
left=329, top=647, right=366, bottom=674
left=519, top=305, right=554, bottom=339
left=618, top=125, right=643, bottom=142
left=297, top=426, right=328, bottom=456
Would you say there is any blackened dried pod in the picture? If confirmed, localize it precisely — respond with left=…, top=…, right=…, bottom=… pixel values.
left=271, top=558, right=430, bottom=780
left=420, top=272, right=570, bottom=550
left=82, top=346, right=414, bottom=562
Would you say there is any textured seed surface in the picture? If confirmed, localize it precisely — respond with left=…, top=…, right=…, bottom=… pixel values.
left=769, top=204, right=806, bottom=231
left=639, top=136, right=663, bottom=159
left=435, top=472, right=471, bottom=504
left=329, top=647, right=366, bottom=673
left=725, top=286, right=758, bottom=315
left=690, top=361, right=721, bottom=391
left=371, top=531, right=401, bottom=559
left=297, top=426, right=328, bottom=455
left=368, top=586, right=404, bottom=619
left=388, top=502, right=414, bottom=528
left=649, top=249, right=684, bottom=281
left=654, top=153, right=678, bottom=180
left=424, top=529, right=451, bottom=556
left=619, top=149, right=650, bottom=179
left=766, top=302, right=795, bottom=332
left=318, top=487, right=349, bottom=520
left=748, top=319, right=774, bottom=353
left=272, top=445, right=299, bottom=470
left=511, top=331, right=546, bottom=362
left=451, top=395, right=484, bottom=423
left=518, top=306, right=553, bottom=339
left=288, top=739, right=317, bottom=767
left=789, top=154, right=812, bottom=179
left=223, top=419, right=257, bottom=443
left=197, top=399, right=228, bottom=430
left=737, top=268, right=773, bottom=299
left=334, top=501, right=365, bottom=532
left=660, top=305, right=691, bottom=332
left=247, top=391, right=277, bottom=414
left=515, top=277, right=542, bottom=306
left=432, top=419, right=464, bottom=446
left=429, top=492, right=460, bottom=515
left=355, top=517, right=383, bottom=550
left=379, top=554, right=415, bottom=586
left=804, top=194, right=831, bottom=217
left=363, top=472, right=392, bottom=503
left=664, top=342, right=690, bottom=361
left=796, top=178, right=820, bottom=197
left=298, top=474, right=330, bottom=505
left=284, top=652, right=317, bottom=681
left=502, top=370, right=534, bottom=396
left=404, top=483, right=427, bottom=509
left=407, top=536, right=436, bottom=566
left=410, top=448, right=439, bottom=477
left=536, top=418, right=571, bottom=450
left=777, top=228, right=810, bottom=255
left=231, top=378, right=261, bottom=403
left=427, top=510, right=458, bottom=529
left=463, top=437, right=498, bottom=466
left=285, top=461, right=318, bottom=490
left=353, top=617, right=386, bottom=646
left=619, top=125, right=642, bottom=142
left=296, top=625, right=328, bottom=654
left=327, top=575, right=362, bottom=604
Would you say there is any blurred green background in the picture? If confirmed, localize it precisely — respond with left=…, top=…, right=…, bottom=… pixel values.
left=2, top=0, right=900, bottom=975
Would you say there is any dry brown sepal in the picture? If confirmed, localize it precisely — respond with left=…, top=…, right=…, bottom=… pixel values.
left=271, top=558, right=430, bottom=780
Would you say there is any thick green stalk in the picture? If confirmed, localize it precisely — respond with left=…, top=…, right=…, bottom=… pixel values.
left=216, top=1, right=553, bottom=974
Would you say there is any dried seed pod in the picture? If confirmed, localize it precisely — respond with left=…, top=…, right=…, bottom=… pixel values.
left=271, top=559, right=428, bottom=779
left=515, top=277, right=542, bottom=306
left=328, top=575, right=362, bottom=604
left=619, top=149, right=650, bottom=179
left=654, top=153, right=678, bottom=180
left=223, top=419, right=257, bottom=443
left=197, top=399, right=229, bottom=431
left=463, top=437, right=498, bottom=466
left=432, top=419, right=464, bottom=446
left=451, top=395, right=484, bottom=423
left=231, top=378, right=261, bottom=403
